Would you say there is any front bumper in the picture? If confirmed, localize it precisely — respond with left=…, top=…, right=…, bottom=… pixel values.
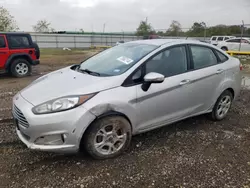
left=13, top=93, right=96, bottom=153
left=16, top=129, right=77, bottom=152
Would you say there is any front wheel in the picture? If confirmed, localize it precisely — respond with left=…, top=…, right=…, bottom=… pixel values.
left=83, top=116, right=132, bottom=159
left=10, top=59, right=31, bottom=78
left=211, top=90, right=233, bottom=121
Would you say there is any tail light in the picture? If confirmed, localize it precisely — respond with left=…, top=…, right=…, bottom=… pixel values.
left=240, top=63, right=243, bottom=71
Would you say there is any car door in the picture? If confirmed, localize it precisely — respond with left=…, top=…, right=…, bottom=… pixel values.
left=133, top=45, right=194, bottom=132
left=185, top=44, right=226, bottom=114
left=0, top=35, right=9, bottom=70
left=227, top=39, right=241, bottom=51
left=240, top=39, right=250, bottom=51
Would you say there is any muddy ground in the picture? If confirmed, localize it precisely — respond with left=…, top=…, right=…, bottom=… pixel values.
left=1, top=51, right=250, bottom=187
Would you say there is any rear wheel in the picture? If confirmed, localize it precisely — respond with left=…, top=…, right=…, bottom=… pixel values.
left=10, top=59, right=31, bottom=78
left=83, top=116, right=132, bottom=159
left=211, top=90, right=233, bottom=121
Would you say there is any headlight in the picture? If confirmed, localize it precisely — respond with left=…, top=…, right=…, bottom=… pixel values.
left=32, top=94, right=95, bottom=114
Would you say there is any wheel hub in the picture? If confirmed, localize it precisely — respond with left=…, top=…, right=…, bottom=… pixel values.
left=216, top=95, right=231, bottom=118
left=15, top=62, right=28, bottom=75
left=94, top=124, right=127, bottom=155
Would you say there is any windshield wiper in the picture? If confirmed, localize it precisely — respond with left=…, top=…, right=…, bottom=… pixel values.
left=79, top=69, right=100, bottom=76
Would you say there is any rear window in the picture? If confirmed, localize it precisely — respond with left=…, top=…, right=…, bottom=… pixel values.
left=215, top=50, right=228, bottom=62
left=0, top=36, right=6, bottom=48
left=190, top=45, right=218, bottom=69
left=226, top=39, right=241, bottom=43
left=242, top=39, right=250, bottom=44
left=8, top=35, right=31, bottom=48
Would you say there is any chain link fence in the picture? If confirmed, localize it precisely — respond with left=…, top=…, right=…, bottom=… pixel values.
left=30, top=33, right=142, bottom=48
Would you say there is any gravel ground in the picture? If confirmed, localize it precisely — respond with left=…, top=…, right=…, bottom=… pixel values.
left=1, top=53, right=250, bottom=187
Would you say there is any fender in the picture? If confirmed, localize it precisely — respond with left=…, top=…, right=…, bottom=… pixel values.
left=5, top=53, right=33, bottom=69
left=209, top=78, right=235, bottom=111
left=87, top=103, right=137, bottom=133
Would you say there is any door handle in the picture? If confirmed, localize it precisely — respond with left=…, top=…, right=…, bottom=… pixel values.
left=179, top=79, right=190, bottom=85
left=216, top=69, right=224, bottom=74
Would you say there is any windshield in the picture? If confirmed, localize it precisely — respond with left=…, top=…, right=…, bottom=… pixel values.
left=79, top=43, right=158, bottom=76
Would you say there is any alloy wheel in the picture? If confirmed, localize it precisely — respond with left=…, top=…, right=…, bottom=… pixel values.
left=94, top=123, right=127, bottom=155
left=15, top=63, right=29, bottom=75
left=216, top=95, right=231, bottom=118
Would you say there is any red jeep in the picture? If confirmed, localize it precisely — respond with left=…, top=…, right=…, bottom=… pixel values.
left=0, top=32, right=40, bottom=77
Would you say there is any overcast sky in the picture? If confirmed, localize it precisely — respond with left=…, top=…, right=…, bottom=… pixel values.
left=1, top=0, right=250, bottom=32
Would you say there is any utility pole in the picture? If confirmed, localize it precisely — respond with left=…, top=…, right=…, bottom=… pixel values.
left=203, top=22, right=207, bottom=41
left=103, top=23, right=106, bottom=34
left=239, top=20, right=244, bottom=51
left=103, top=23, right=106, bottom=45
left=101, top=23, right=106, bottom=45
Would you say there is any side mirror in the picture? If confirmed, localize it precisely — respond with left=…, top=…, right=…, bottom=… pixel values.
left=144, top=72, right=164, bottom=83
left=142, top=72, right=164, bottom=91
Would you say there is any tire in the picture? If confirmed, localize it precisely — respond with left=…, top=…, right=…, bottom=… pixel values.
left=10, top=58, right=31, bottom=78
left=83, top=116, right=132, bottom=159
left=211, top=90, right=233, bottom=121
left=33, top=42, right=40, bottom=59
left=221, top=47, right=228, bottom=51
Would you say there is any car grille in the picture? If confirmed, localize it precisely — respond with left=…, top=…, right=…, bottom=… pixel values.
left=13, top=105, right=29, bottom=128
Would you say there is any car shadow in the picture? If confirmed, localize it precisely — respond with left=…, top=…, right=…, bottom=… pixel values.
left=0, top=73, right=13, bottom=79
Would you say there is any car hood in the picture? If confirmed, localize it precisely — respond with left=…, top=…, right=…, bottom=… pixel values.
left=20, top=67, right=121, bottom=105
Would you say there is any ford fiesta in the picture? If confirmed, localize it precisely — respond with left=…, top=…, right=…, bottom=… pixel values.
left=13, top=39, right=242, bottom=159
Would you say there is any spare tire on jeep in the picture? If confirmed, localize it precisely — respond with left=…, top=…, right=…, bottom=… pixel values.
left=33, top=42, right=40, bottom=59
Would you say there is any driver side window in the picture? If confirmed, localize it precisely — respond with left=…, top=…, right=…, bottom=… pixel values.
left=128, top=46, right=188, bottom=86
left=145, top=46, right=188, bottom=77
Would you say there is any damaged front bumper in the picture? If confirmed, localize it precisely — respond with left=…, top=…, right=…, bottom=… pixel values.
left=13, top=93, right=96, bottom=153
left=16, top=129, right=78, bottom=152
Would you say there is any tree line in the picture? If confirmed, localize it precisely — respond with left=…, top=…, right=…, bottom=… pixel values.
left=137, top=20, right=250, bottom=37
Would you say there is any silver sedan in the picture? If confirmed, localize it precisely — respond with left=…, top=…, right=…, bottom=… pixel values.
left=13, top=39, right=242, bottom=159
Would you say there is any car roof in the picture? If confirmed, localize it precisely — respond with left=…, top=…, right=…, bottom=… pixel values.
left=129, top=39, right=177, bottom=46
left=211, top=36, right=234, bottom=37
left=128, top=39, right=211, bottom=47
left=226, top=37, right=250, bottom=40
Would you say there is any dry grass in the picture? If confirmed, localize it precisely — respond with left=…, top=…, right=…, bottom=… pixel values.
left=40, top=49, right=100, bottom=66
left=40, top=48, right=92, bottom=56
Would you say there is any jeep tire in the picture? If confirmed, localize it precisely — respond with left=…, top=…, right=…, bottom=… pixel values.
left=10, top=58, right=31, bottom=78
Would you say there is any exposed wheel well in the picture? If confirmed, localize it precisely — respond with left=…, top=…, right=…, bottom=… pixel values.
left=221, top=46, right=228, bottom=51
left=7, top=55, right=32, bottom=71
left=96, top=111, right=132, bottom=126
left=79, top=111, right=132, bottom=151
left=225, top=88, right=235, bottom=99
